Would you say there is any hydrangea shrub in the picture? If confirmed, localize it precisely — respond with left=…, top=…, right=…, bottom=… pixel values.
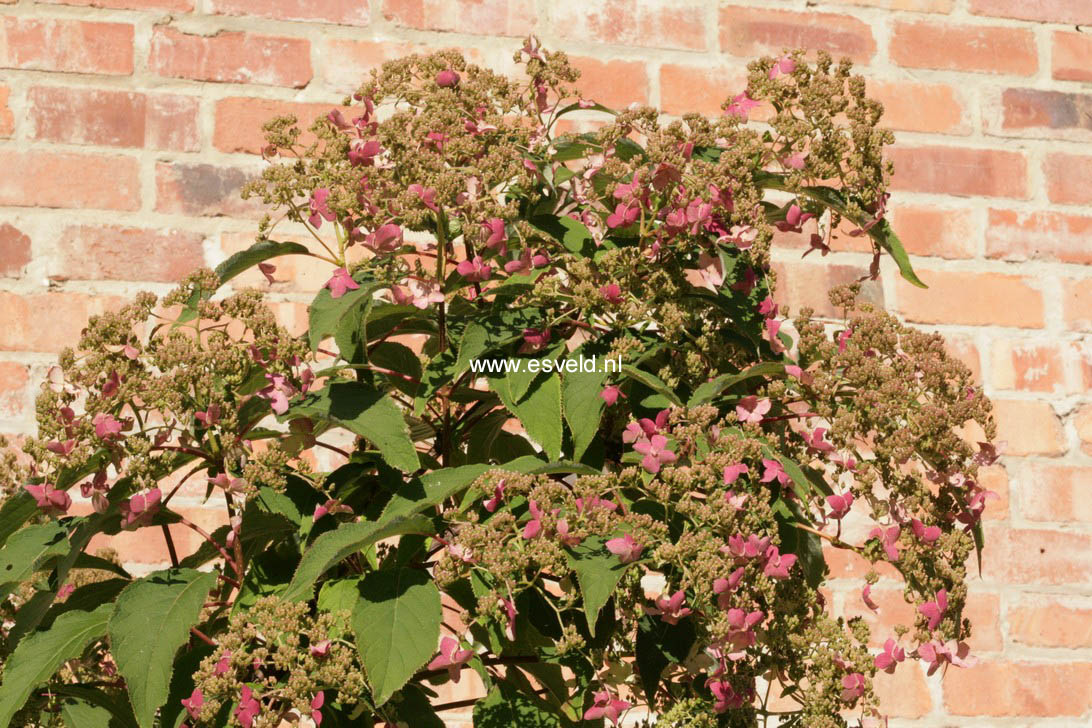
left=0, top=40, right=998, bottom=728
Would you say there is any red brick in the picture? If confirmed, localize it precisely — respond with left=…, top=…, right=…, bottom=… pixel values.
left=826, top=0, right=952, bottom=9
left=0, top=292, right=126, bottom=353
left=1064, top=278, right=1092, bottom=332
left=887, top=146, right=1028, bottom=199
left=772, top=261, right=884, bottom=318
left=944, top=661, right=1092, bottom=716
left=890, top=22, right=1036, bottom=75
left=990, top=341, right=1068, bottom=393
left=211, top=0, right=369, bottom=25
left=86, top=505, right=228, bottom=566
left=992, top=399, right=1066, bottom=456
left=980, top=526, right=1092, bottom=585
left=54, top=226, right=206, bottom=283
left=1021, top=463, right=1092, bottom=523
left=384, top=0, right=535, bottom=37
left=888, top=205, right=975, bottom=259
left=979, top=465, right=1010, bottom=521
left=569, top=57, right=648, bottom=110
left=0, top=361, right=29, bottom=419
left=1075, top=404, right=1092, bottom=456
left=316, top=39, right=439, bottom=90
left=553, top=0, right=706, bottom=52
left=0, top=85, right=13, bottom=137
left=220, top=232, right=329, bottom=291
left=41, top=0, right=191, bottom=8
left=28, top=87, right=199, bottom=151
left=944, top=335, right=982, bottom=382
left=1052, top=31, right=1092, bottom=82
left=1008, top=600, right=1092, bottom=648
left=970, top=0, right=1092, bottom=24
left=1001, top=88, right=1092, bottom=135
left=150, top=27, right=312, bottom=88
left=0, top=224, right=31, bottom=277
left=986, top=209, right=1092, bottom=266
left=659, top=63, right=748, bottom=117
left=871, top=663, right=931, bottom=718
left=0, top=151, right=140, bottom=211
left=214, top=97, right=336, bottom=154
left=1044, top=153, right=1092, bottom=205
left=719, top=6, right=875, bottom=63
left=896, top=270, right=1043, bottom=328
left=868, top=79, right=968, bottom=135
left=0, top=18, right=134, bottom=75
left=155, top=162, right=260, bottom=218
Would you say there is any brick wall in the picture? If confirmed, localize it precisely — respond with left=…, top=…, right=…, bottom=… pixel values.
left=1, top=0, right=1090, bottom=724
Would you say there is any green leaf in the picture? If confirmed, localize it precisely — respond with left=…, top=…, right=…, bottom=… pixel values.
left=53, top=685, right=139, bottom=728
left=561, top=355, right=608, bottom=462
left=351, top=568, right=441, bottom=706
left=776, top=506, right=827, bottom=590
left=62, top=699, right=118, bottom=728
left=0, top=522, right=69, bottom=599
left=381, top=464, right=492, bottom=522
left=567, top=537, right=627, bottom=637
left=870, top=219, right=926, bottom=289
left=472, top=682, right=562, bottom=728
left=215, top=239, right=312, bottom=286
left=316, top=578, right=360, bottom=636
left=0, top=603, right=113, bottom=727
left=688, top=362, right=786, bottom=406
left=620, top=365, right=682, bottom=406
left=282, top=515, right=432, bottom=602
left=0, top=492, right=38, bottom=549
left=491, top=371, right=563, bottom=460
left=108, top=569, right=217, bottom=728
left=284, top=380, right=419, bottom=472
left=307, top=279, right=380, bottom=352
left=635, top=614, right=696, bottom=704
left=530, top=214, right=596, bottom=257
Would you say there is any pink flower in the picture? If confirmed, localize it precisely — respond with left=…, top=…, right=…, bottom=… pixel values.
left=46, top=439, right=75, bottom=456
left=259, top=373, right=296, bottom=415
left=758, top=296, right=778, bottom=318
left=721, top=224, right=758, bottom=249
left=713, top=567, right=745, bottom=608
left=408, top=183, right=440, bottom=213
left=875, top=638, right=905, bottom=674
left=313, top=499, right=351, bottom=522
left=427, top=636, right=473, bottom=682
left=235, top=686, right=260, bottom=728
left=804, top=427, right=834, bottom=453
left=575, top=496, right=618, bottom=514
left=522, top=328, right=551, bottom=349
left=633, top=434, right=677, bottom=473
left=782, top=152, right=807, bottom=170
left=348, top=139, right=382, bottom=166
left=911, top=518, right=941, bottom=544
left=523, top=500, right=544, bottom=540
left=840, top=672, right=866, bottom=703
left=708, top=679, right=746, bottom=712
left=310, top=692, right=324, bottom=726
left=723, top=490, right=748, bottom=510
left=917, top=639, right=976, bottom=675
left=504, top=248, right=550, bottom=275
left=181, top=688, right=203, bottom=720
left=456, top=256, right=492, bottom=282
left=769, top=55, right=797, bottom=79
left=310, top=639, right=332, bottom=658
left=838, top=328, right=853, bottom=353
left=208, top=473, right=247, bottom=494
left=760, top=458, right=789, bottom=487
left=919, top=589, right=948, bottom=631
left=862, top=584, right=879, bottom=611
left=364, top=223, right=403, bottom=253
left=436, top=69, right=460, bottom=87
left=93, top=413, right=123, bottom=440
left=622, top=409, right=670, bottom=444
left=730, top=266, right=758, bottom=294
left=689, top=252, right=724, bottom=290
left=599, top=283, right=623, bottom=304
left=826, top=491, right=854, bottom=519
left=214, top=651, right=232, bottom=676
left=391, top=279, right=444, bottom=309
left=482, top=218, right=507, bottom=251
left=325, top=268, right=360, bottom=299
left=648, top=590, right=693, bottom=625
left=556, top=518, right=582, bottom=547
left=724, top=534, right=770, bottom=561
left=498, top=597, right=517, bottom=640
left=736, top=396, right=771, bottom=424
left=101, top=370, right=121, bottom=398
left=766, top=317, right=786, bottom=353
left=605, top=533, right=643, bottom=563
left=26, top=483, right=71, bottom=516
left=723, top=463, right=749, bottom=484
left=606, top=203, right=639, bottom=229
left=483, top=479, right=506, bottom=513
left=763, top=545, right=797, bottom=579
left=195, top=404, right=221, bottom=427
left=775, top=203, right=814, bottom=233
left=725, top=92, right=760, bottom=119
left=869, top=525, right=901, bottom=561
left=57, top=583, right=75, bottom=600
left=583, top=690, right=630, bottom=724
left=120, top=488, right=161, bottom=530
left=308, top=188, right=335, bottom=229
left=599, top=385, right=624, bottom=406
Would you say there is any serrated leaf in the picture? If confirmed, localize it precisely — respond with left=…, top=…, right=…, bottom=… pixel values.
left=62, top=699, right=118, bottom=728
left=307, top=279, right=380, bottom=352
left=567, top=537, right=627, bottom=637
left=53, top=685, right=139, bottom=728
left=688, top=362, right=786, bottom=406
left=284, top=380, right=419, bottom=472
left=351, top=568, right=441, bottom=705
left=108, top=569, right=216, bottom=728
left=0, top=522, right=69, bottom=599
left=561, top=354, right=608, bottom=461
left=381, top=464, right=492, bottom=522
left=0, top=492, right=38, bottom=549
left=530, top=214, right=596, bottom=257
left=620, top=365, right=682, bottom=406
left=282, top=515, right=432, bottom=602
left=491, top=371, right=563, bottom=460
left=215, top=239, right=312, bottom=286
left=473, top=682, right=562, bottom=728
left=635, top=614, right=696, bottom=704
left=0, top=603, right=113, bottom=727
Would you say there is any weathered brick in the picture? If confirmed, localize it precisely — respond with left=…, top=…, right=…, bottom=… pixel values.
left=0, top=18, right=134, bottom=75
left=979, top=465, right=1010, bottom=521
left=551, top=0, right=707, bottom=51
left=1008, top=599, right=1092, bottom=648
left=720, top=6, right=875, bottom=63
left=772, top=261, right=884, bottom=318
left=1020, top=463, right=1092, bottom=523
left=990, top=340, right=1068, bottom=393
left=944, top=661, right=1092, bottom=716
left=891, top=21, right=1036, bottom=75
left=1064, top=278, right=1092, bottom=332
left=1044, top=153, right=1092, bottom=205
left=29, top=87, right=199, bottom=151
left=568, top=57, right=648, bottom=109
left=889, top=205, right=976, bottom=259
left=316, top=39, right=443, bottom=90
left=1052, top=31, right=1092, bottom=83
left=826, top=0, right=952, bottom=10
left=980, top=526, right=1092, bottom=585
left=385, top=0, right=536, bottom=37
left=992, top=399, right=1066, bottom=456
left=220, top=232, right=329, bottom=291
left=214, top=97, right=335, bottom=154
left=1076, top=403, right=1092, bottom=455
left=0, top=151, right=140, bottom=211
left=896, top=270, right=1043, bottom=328
left=0, top=361, right=29, bottom=420
left=871, top=663, right=932, bottom=718
left=658, top=63, right=748, bottom=117
left=155, top=162, right=259, bottom=218
left=970, top=0, right=1092, bottom=24
left=887, top=146, right=1027, bottom=199
left=0, top=224, right=31, bottom=277
left=53, top=226, right=206, bottom=283
left=986, top=209, right=1092, bottom=266
left=868, top=79, right=968, bottom=135
left=40, top=0, right=193, bottom=9
left=1001, top=88, right=1092, bottom=135
left=0, top=292, right=126, bottom=353
left=0, top=85, right=13, bottom=137
left=150, top=27, right=312, bottom=88
left=210, top=0, right=370, bottom=25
